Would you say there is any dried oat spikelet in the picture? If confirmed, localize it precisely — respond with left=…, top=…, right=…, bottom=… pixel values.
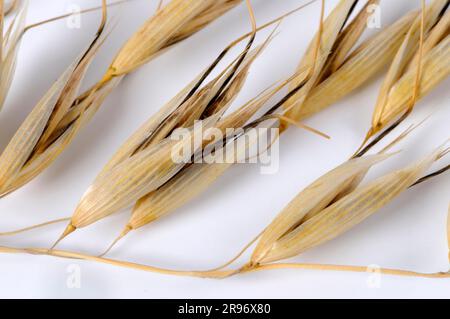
left=101, top=70, right=300, bottom=255
left=0, top=0, right=242, bottom=197
left=256, top=142, right=449, bottom=264
left=251, top=153, right=397, bottom=264
left=366, top=0, right=449, bottom=141
left=0, top=1, right=109, bottom=197
left=54, top=111, right=225, bottom=246
left=53, top=2, right=263, bottom=246
left=154, top=0, right=243, bottom=50
left=77, top=0, right=243, bottom=95
left=241, top=120, right=421, bottom=267
left=101, top=34, right=272, bottom=175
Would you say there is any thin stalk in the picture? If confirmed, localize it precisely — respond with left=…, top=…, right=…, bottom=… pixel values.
left=0, top=246, right=448, bottom=280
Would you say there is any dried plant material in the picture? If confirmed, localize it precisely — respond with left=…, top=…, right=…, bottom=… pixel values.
left=2, top=243, right=449, bottom=279
left=0, top=1, right=109, bottom=196
left=51, top=0, right=263, bottom=247
left=163, top=0, right=242, bottom=47
left=298, top=10, right=418, bottom=119
left=0, top=1, right=133, bottom=113
left=54, top=4, right=327, bottom=251
left=100, top=73, right=300, bottom=255
left=281, top=0, right=359, bottom=127
left=0, top=0, right=130, bottom=112
left=0, top=0, right=320, bottom=199
left=54, top=111, right=226, bottom=247
left=255, top=143, right=449, bottom=264
left=251, top=153, right=396, bottom=264
left=108, top=0, right=238, bottom=77
left=0, top=0, right=245, bottom=197
left=374, top=35, right=449, bottom=131
left=0, top=0, right=26, bottom=111
left=326, top=0, right=380, bottom=74
left=59, top=0, right=320, bottom=162
left=3, top=186, right=450, bottom=278
left=100, top=0, right=415, bottom=255
left=0, top=0, right=322, bottom=241
left=103, top=35, right=271, bottom=174
left=1, top=2, right=449, bottom=282
left=363, top=0, right=449, bottom=143
left=406, top=6, right=450, bottom=71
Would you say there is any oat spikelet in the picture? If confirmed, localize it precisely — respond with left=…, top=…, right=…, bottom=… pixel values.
left=0, top=0, right=244, bottom=197
left=52, top=0, right=263, bottom=247
left=251, top=153, right=396, bottom=264
left=254, top=143, right=449, bottom=264
left=360, top=0, right=449, bottom=150
left=101, top=70, right=300, bottom=255
left=0, top=1, right=109, bottom=197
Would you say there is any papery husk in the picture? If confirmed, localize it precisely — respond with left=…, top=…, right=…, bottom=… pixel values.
left=251, top=152, right=396, bottom=264
left=126, top=0, right=396, bottom=230
left=109, top=0, right=240, bottom=77
left=281, top=0, right=359, bottom=127
left=376, top=34, right=449, bottom=129
left=100, top=35, right=271, bottom=175
left=0, top=1, right=326, bottom=244
left=370, top=0, right=449, bottom=135
left=57, top=24, right=268, bottom=238
left=162, top=0, right=242, bottom=47
left=325, top=0, right=380, bottom=74
left=108, top=72, right=298, bottom=249
left=0, top=3, right=108, bottom=196
left=297, top=9, right=418, bottom=120
left=407, top=7, right=450, bottom=70
left=3, top=80, right=121, bottom=196
left=257, top=143, right=449, bottom=264
left=0, top=0, right=244, bottom=197
left=1, top=2, right=449, bottom=281
left=63, top=112, right=224, bottom=236
left=0, top=0, right=126, bottom=113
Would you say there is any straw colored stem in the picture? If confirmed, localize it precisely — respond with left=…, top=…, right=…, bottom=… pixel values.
left=0, top=246, right=448, bottom=280
left=243, top=263, right=450, bottom=279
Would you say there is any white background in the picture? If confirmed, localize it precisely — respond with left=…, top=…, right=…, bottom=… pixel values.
left=0, top=0, right=449, bottom=299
